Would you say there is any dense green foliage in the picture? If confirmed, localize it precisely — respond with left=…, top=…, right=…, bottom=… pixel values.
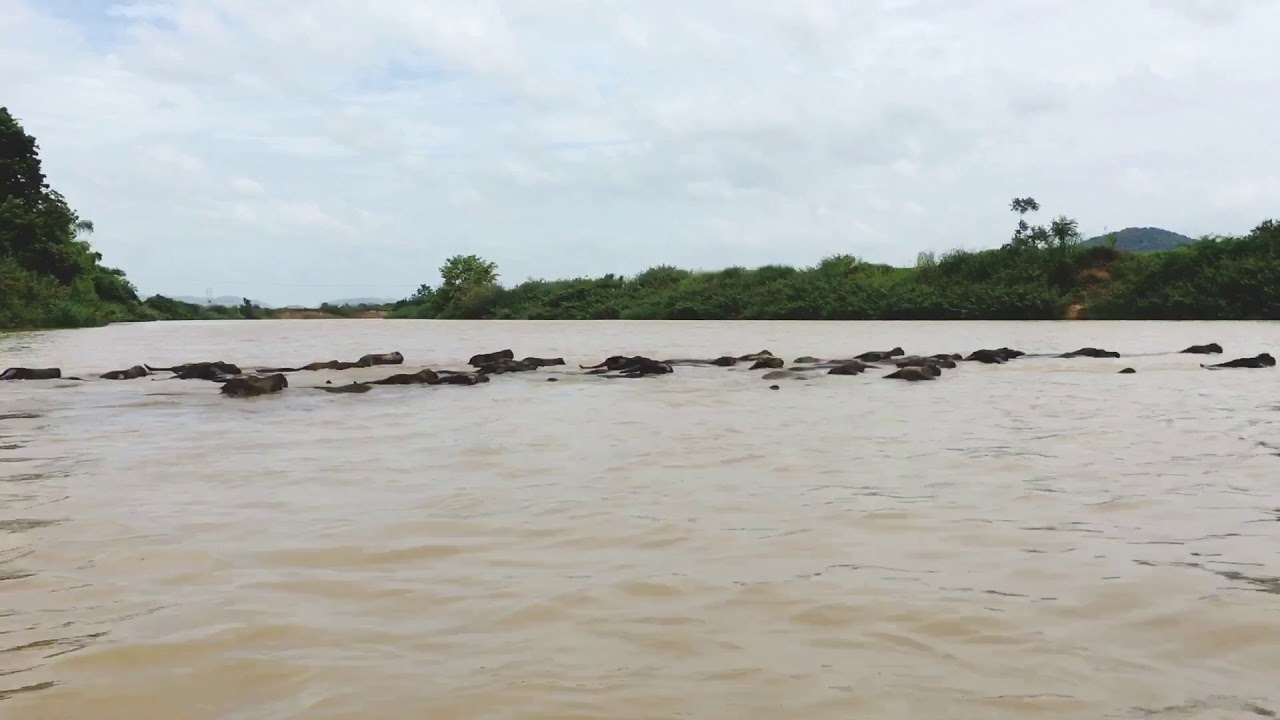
left=0, top=107, right=272, bottom=329
left=392, top=211, right=1280, bottom=321
left=1081, top=226, right=1196, bottom=252
left=1088, top=220, right=1280, bottom=319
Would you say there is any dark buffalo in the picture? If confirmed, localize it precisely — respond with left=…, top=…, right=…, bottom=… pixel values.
left=1060, top=347, right=1121, bottom=359
left=583, top=356, right=673, bottom=378
left=100, top=365, right=150, bottom=380
left=521, top=357, right=565, bottom=368
left=368, top=369, right=440, bottom=385
left=146, top=361, right=242, bottom=381
left=750, top=356, right=784, bottom=370
left=1118, top=368, right=1137, bottom=374
left=885, top=366, right=939, bottom=381
left=761, top=370, right=804, bottom=381
left=359, top=351, right=404, bottom=366
left=1, top=367, right=62, bottom=380
left=896, top=355, right=956, bottom=369
left=304, top=360, right=366, bottom=371
left=317, top=383, right=372, bottom=394
left=469, top=349, right=515, bottom=367
left=1204, top=353, right=1276, bottom=369
left=220, top=374, right=288, bottom=397
left=827, top=361, right=872, bottom=376
left=964, top=349, right=1008, bottom=364
left=1181, top=343, right=1223, bottom=355
left=475, top=358, right=536, bottom=375
left=258, top=358, right=374, bottom=372
left=856, top=347, right=905, bottom=362
left=437, top=371, right=491, bottom=385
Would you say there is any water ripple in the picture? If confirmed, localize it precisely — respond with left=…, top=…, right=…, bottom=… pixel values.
left=1, top=319, right=1279, bottom=718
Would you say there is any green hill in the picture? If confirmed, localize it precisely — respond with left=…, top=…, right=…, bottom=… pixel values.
left=1081, top=227, right=1195, bottom=252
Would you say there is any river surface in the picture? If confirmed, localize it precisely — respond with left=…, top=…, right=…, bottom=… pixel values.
left=2, top=320, right=1279, bottom=719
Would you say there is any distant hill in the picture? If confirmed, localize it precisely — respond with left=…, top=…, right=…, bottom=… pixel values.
left=172, top=295, right=273, bottom=308
left=1080, top=227, right=1196, bottom=253
left=323, top=297, right=396, bottom=306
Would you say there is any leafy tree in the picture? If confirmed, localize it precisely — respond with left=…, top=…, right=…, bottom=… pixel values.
left=1008, top=196, right=1045, bottom=249
left=1, top=106, right=158, bottom=327
left=440, top=254, right=499, bottom=294
left=435, top=254, right=499, bottom=313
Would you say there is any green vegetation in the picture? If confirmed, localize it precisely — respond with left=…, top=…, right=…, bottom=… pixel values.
left=6, top=103, right=1278, bottom=328
left=1088, top=220, right=1280, bottom=319
left=392, top=201, right=1280, bottom=321
left=1081, top=226, right=1196, bottom=253
left=0, top=106, right=276, bottom=329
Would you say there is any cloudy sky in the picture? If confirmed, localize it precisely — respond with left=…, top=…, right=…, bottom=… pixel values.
left=2, top=0, right=1278, bottom=305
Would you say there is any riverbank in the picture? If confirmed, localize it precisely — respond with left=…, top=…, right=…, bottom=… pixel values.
left=8, top=104, right=1280, bottom=331
left=385, top=221, right=1280, bottom=322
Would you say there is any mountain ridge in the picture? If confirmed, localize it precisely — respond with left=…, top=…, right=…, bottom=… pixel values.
left=1081, top=226, right=1196, bottom=252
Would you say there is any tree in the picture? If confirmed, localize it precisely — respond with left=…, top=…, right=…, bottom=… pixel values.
left=815, top=254, right=861, bottom=275
left=1048, top=215, right=1081, bottom=250
left=1008, top=196, right=1042, bottom=249
left=0, top=107, right=101, bottom=284
left=440, top=254, right=498, bottom=291
left=438, top=254, right=498, bottom=300
left=1006, top=196, right=1079, bottom=251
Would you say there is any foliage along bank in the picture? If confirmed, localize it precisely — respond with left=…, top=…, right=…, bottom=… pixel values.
left=391, top=211, right=1280, bottom=321
left=7, top=102, right=1278, bottom=328
left=0, top=106, right=277, bottom=329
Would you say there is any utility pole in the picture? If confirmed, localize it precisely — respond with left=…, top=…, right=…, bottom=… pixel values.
left=205, top=288, right=213, bottom=306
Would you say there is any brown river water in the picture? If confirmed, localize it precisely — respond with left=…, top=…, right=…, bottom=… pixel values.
left=2, top=320, right=1279, bottom=719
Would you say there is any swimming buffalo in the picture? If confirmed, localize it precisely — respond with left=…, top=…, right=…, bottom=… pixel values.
left=896, top=355, right=956, bottom=369
left=856, top=347, right=905, bottom=362
left=100, top=365, right=149, bottom=380
left=369, top=369, right=440, bottom=385
left=521, top=357, right=565, bottom=368
left=885, top=366, right=940, bottom=381
left=359, top=351, right=403, bottom=366
left=436, top=371, right=491, bottom=385
left=316, top=383, right=372, bottom=394
left=1181, top=343, right=1223, bottom=355
left=1, top=367, right=62, bottom=380
left=476, top=356, right=566, bottom=374
left=220, top=374, right=288, bottom=397
left=583, top=356, right=673, bottom=378
left=827, top=361, right=874, bottom=376
left=146, top=361, right=242, bottom=381
left=1204, top=353, right=1275, bottom=369
left=749, top=356, right=784, bottom=370
left=964, top=349, right=1008, bottom=364
left=1061, top=347, right=1121, bottom=359
left=469, top=349, right=514, bottom=367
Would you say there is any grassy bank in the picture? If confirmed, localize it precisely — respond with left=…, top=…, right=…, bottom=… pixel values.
left=387, top=219, right=1280, bottom=321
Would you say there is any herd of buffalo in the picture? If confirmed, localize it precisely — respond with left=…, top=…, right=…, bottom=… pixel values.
left=1, top=342, right=1274, bottom=397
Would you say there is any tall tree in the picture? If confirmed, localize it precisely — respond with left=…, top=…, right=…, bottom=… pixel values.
left=0, top=107, right=97, bottom=283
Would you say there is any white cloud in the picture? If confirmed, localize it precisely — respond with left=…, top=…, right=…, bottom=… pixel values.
left=1, top=0, right=1279, bottom=304
left=229, top=177, right=264, bottom=196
